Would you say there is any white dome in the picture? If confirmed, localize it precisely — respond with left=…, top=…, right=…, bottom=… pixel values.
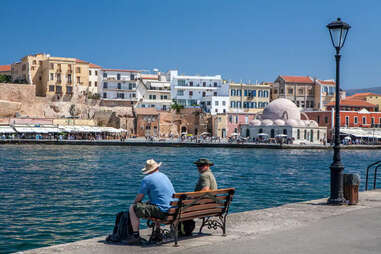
left=286, top=119, right=298, bottom=127
left=261, top=98, right=301, bottom=121
left=274, top=119, right=285, bottom=126
left=250, top=119, right=262, bottom=126
left=309, top=120, right=318, bottom=127
left=262, top=119, right=274, bottom=126
left=297, top=120, right=306, bottom=127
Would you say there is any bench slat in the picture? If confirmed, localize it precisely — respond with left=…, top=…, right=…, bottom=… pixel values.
left=168, top=202, right=224, bottom=214
left=173, top=188, right=234, bottom=199
left=170, top=196, right=227, bottom=207
left=179, top=208, right=224, bottom=219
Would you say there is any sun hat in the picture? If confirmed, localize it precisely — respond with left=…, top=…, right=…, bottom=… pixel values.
left=142, top=159, right=162, bottom=174
left=193, top=158, right=214, bottom=166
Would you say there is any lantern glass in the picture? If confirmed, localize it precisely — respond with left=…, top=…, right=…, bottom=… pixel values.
left=327, top=18, right=351, bottom=50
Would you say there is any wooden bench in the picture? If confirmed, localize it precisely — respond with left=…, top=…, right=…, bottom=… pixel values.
left=147, top=188, right=235, bottom=246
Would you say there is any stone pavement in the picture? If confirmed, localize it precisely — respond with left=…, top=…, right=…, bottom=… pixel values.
left=19, top=190, right=381, bottom=254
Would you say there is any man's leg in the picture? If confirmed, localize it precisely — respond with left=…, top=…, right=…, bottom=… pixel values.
left=129, top=204, right=140, bottom=232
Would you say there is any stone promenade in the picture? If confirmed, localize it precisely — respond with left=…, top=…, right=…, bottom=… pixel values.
left=19, top=190, right=381, bottom=254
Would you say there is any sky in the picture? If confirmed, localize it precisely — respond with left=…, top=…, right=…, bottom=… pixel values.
left=0, top=0, right=380, bottom=89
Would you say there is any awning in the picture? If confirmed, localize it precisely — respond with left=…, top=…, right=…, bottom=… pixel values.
left=340, top=128, right=381, bottom=139
left=0, top=126, right=16, bottom=134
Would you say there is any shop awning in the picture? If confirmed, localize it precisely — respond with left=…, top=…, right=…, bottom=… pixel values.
left=0, top=126, right=16, bottom=133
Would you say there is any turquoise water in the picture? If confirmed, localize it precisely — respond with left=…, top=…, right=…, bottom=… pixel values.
left=0, top=145, right=380, bottom=253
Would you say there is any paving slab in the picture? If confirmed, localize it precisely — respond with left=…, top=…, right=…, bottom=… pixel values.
left=18, top=190, right=381, bottom=254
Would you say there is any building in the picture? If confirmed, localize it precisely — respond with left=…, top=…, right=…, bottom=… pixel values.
left=272, top=76, right=316, bottom=111
left=348, top=92, right=381, bottom=111
left=88, top=63, right=101, bottom=95
left=135, top=72, right=172, bottom=111
left=326, top=98, right=377, bottom=112
left=0, top=65, right=11, bottom=76
left=99, top=68, right=141, bottom=106
left=211, top=114, right=228, bottom=138
left=241, top=98, right=327, bottom=144
left=168, top=70, right=229, bottom=114
left=11, top=53, right=91, bottom=97
left=229, top=82, right=270, bottom=113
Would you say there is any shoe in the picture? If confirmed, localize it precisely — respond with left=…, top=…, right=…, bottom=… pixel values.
left=121, top=235, right=142, bottom=245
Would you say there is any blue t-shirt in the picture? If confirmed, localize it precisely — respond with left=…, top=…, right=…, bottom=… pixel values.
left=138, top=171, right=175, bottom=212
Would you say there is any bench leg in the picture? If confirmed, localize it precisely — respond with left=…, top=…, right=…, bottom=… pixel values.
left=173, top=223, right=179, bottom=247
left=222, top=215, right=227, bottom=236
left=199, top=218, right=206, bottom=234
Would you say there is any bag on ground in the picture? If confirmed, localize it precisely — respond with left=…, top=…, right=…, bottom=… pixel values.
left=106, top=211, right=133, bottom=242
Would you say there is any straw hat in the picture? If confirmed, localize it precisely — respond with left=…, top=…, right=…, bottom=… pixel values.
left=142, top=159, right=162, bottom=174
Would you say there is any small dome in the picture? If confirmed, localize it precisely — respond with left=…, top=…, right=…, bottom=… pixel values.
left=250, top=119, right=262, bottom=126
left=286, top=119, right=298, bottom=127
left=261, top=98, right=301, bottom=121
left=274, top=119, right=285, bottom=126
left=297, top=120, right=306, bottom=127
left=262, top=119, right=274, bottom=126
left=309, top=120, right=318, bottom=127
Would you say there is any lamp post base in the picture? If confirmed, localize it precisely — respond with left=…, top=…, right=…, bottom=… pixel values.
left=327, top=197, right=347, bottom=205
left=327, top=162, right=346, bottom=205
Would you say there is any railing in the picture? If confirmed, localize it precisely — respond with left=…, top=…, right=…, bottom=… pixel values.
left=365, top=160, right=381, bottom=190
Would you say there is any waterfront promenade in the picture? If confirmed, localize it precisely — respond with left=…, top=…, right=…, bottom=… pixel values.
left=20, top=189, right=381, bottom=254
left=2, top=138, right=381, bottom=149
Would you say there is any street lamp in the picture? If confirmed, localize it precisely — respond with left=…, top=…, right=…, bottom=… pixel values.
left=327, top=18, right=351, bottom=204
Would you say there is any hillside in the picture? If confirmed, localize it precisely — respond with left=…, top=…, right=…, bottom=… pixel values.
left=345, top=86, right=381, bottom=96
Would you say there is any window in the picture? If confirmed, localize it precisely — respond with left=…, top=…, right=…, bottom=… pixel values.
left=215, top=101, right=219, bottom=106
left=76, top=67, right=81, bottom=73
left=325, top=116, right=329, bottom=124
left=130, top=74, right=135, bottom=80
left=283, top=129, right=287, bottom=135
left=258, top=90, right=262, bottom=97
left=317, top=116, right=320, bottom=123
left=238, top=90, right=242, bottom=96
left=89, top=70, right=92, bottom=75
left=362, top=117, right=366, bottom=124
left=245, top=116, right=248, bottom=124
left=214, top=92, right=217, bottom=96
left=189, top=91, right=193, bottom=96
left=56, top=86, right=62, bottom=94
left=244, top=90, right=248, bottom=96
left=222, top=101, right=226, bottom=106
left=206, top=101, right=211, bottom=106
left=178, top=79, right=185, bottom=86
left=310, top=130, right=314, bottom=142
left=129, top=83, right=133, bottom=89
left=117, top=74, right=121, bottom=80
left=345, top=116, right=349, bottom=126
left=95, top=71, right=98, bottom=75
left=89, top=81, right=92, bottom=86
left=117, top=93, right=124, bottom=99
left=67, top=86, right=73, bottom=94
left=231, top=101, right=234, bottom=108
left=33, top=60, right=37, bottom=65
left=31, top=66, right=35, bottom=71
left=202, top=82, right=206, bottom=87
left=317, top=130, right=320, bottom=140
left=237, top=101, right=241, bottom=108
left=189, top=81, right=193, bottom=86
left=77, top=77, right=80, bottom=83
left=214, top=82, right=217, bottom=87
left=304, top=130, right=307, bottom=139
left=103, top=93, right=107, bottom=98
left=103, top=72, right=107, bottom=78
left=49, top=85, right=54, bottom=92
left=117, top=83, right=121, bottom=89
left=103, top=82, right=108, bottom=89
left=50, top=73, right=54, bottom=80
left=274, top=89, right=278, bottom=94
left=298, top=88, right=304, bottom=95
left=288, top=88, right=293, bottom=94
left=371, top=117, right=375, bottom=125
left=231, top=89, right=235, bottom=96
left=271, top=129, right=275, bottom=138
left=229, top=116, right=233, bottom=123
left=50, top=63, right=54, bottom=69
left=177, top=90, right=184, bottom=96
left=67, top=74, right=72, bottom=83
left=297, top=129, right=300, bottom=139
left=296, top=101, right=300, bottom=107
left=202, top=92, right=206, bottom=97
left=354, top=116, right=358, bottom=124
left=95, top=81, right=97, bottom=87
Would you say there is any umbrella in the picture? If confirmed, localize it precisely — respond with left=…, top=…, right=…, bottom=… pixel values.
left=275, top=134, right=288, bottom=138
left=344, top=136, right=351, bottom=140
left=181, top=132, right=187, bottom=135
left=231, top=133, right=239, bottom=136
left=200, top=132, right=210, bottom=136
left=257, top=133, right=268, bottom=136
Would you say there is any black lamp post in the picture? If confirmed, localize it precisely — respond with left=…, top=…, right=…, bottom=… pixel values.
left=327, top=18, right=351, bottom=204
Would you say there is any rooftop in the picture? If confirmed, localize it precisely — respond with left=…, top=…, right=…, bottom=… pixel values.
left=326, top=98, right=377, bottom=108
left=102, top=68, right=141, bottom=73
left=348, top=92, right=381, bottom=100
left=317, top=79, right=336, bottom=85
left=89, top=63, right=102, bottom=69
left=279, top=75, right=313, bottom=84
left=0, top=64, right=11, bottom=72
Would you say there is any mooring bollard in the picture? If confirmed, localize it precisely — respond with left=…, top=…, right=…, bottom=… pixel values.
left=343, top=174, right=360, bottom=205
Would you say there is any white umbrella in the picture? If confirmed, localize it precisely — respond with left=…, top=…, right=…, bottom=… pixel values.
left=200, top=132, right=210, bottom=136
left=275, top=134, right=288, bottom=138
left=231, top=133, right=239, bottom=136
left=257, top=133, right=268, bottom=136
left=344, top=136, right=351, bottom=140
left=181, top=132, right=187, bottom=135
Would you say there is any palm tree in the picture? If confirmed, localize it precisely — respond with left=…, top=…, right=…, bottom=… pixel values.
left=171, top=102, right=184, bottom=113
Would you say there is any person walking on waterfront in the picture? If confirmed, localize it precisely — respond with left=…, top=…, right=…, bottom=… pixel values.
left=127, top=159, right=175, bottom=244
left=194, top=158, right=217, bottom=191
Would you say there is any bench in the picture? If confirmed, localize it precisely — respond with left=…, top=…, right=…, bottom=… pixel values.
left=147, top=188, right=235, bottom=246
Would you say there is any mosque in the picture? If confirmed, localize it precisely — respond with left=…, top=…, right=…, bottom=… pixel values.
left=240, top=98, right=327, bottom=144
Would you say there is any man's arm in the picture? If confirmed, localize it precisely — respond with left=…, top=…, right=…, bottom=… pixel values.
left=200, top=186, right=210, bottom=191
left=134, top=193, right=144, bottom=203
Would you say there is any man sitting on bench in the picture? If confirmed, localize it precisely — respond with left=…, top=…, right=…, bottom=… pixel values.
left=127, top=159, right=175, bottom=244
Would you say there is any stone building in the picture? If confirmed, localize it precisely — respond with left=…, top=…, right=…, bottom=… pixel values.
left=241, top=98, right=327, bottom=144
left=88, top=63, right=101, bottom=95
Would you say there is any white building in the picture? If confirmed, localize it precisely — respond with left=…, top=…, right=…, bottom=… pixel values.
left=88, top=63, right=101, bottom=95
left=204, top=96, right=230, bottom=115
left=99, top=69, right=141, bottom=104
left=135, top=72, right=172, bottom=111
left=240, top=98, right=327, bottom=144
left=168, top=70, right=229, bottom=113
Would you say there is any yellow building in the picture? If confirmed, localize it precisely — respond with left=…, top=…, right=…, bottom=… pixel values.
left=349, top=93, right=381, bottom=111
left=229, top=82, right=270, bottom=113
left=11, top=53, right=90, bottom=97
left=212, top=113, right=228, bottom=138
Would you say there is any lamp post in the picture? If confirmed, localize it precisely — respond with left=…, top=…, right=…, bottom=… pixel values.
left=327, top=18, right=351, bottom=204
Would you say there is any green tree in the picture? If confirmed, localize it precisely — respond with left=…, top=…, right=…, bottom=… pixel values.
left=0, top=75, right=11, bottom=83
left=171, top=102, right=184, bottom=113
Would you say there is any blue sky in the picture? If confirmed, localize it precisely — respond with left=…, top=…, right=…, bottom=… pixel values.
left=0, top=0, right=379, bottom=89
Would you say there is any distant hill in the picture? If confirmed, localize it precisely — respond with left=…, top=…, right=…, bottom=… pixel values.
left=345, top=86, right=381, bottom=96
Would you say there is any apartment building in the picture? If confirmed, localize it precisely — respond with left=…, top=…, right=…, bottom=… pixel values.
left=136, top=72, right=172, bottom=111
left=99, top=69, right=141, bottom=105
left=88, top=63, right=101, bottom=94
left=168, top=70, right=229, bottom=114
left=11, top=53, right=91, bottom=97
left=229, top=82, right=270, bottom=113
left=272, top=76, right=316, bottom=111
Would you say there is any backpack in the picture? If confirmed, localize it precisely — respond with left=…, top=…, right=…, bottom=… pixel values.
left=106, top=211, right=133, bottom=242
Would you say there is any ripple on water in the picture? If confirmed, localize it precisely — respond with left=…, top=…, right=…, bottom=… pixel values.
left=1, top=145, right=381, bottom=253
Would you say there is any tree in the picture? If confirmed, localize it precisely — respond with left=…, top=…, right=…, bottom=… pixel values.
left=171, top=102, right=184, bottom=113
left=0, top=75, right=11, bottom=83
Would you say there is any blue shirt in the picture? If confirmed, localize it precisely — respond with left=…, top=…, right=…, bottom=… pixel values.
left=138, top=171, right=175, bottom=212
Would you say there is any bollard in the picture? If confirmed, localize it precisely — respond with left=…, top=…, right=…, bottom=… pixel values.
left=343, top=174, right=360, bottom=205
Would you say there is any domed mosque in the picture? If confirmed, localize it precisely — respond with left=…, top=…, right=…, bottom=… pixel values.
left=242, top=98, right=326, bottom=144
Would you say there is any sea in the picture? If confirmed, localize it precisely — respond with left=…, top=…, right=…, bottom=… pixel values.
left=0, top=145, right=380, bottom=253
